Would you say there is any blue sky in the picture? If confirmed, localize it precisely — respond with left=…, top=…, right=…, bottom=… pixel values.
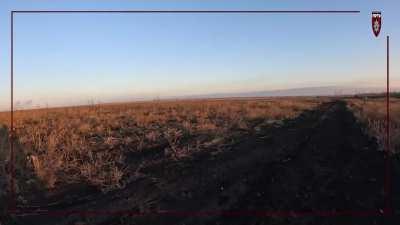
left=0, top=0, right=399, bottom=110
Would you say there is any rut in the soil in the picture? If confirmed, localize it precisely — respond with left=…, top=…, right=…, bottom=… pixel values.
left=14, top=101, right=386, bottom=225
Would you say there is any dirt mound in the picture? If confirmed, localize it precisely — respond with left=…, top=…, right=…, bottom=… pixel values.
left=10, top=101, right=397, bottom=225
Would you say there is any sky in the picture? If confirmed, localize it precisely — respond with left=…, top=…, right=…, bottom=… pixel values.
left=0, top=0, right=399, bottom=110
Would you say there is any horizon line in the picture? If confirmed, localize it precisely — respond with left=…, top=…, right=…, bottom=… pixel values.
left=1, top=91, right=397, bottom=113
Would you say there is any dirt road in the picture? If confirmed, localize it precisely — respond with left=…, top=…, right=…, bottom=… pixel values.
left=9, top=101, right=396, bottom=224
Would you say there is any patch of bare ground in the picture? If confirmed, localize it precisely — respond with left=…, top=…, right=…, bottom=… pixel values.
left=347, top=97, right=400, bottom=221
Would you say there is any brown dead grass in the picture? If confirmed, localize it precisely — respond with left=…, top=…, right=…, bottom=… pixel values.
left=0, top=98, right=320, bottom=192
left=347, top=97, right=400, bottom=154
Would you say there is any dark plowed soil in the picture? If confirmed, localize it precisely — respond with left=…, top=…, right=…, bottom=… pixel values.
left=9, top=101, right=399, bottom=225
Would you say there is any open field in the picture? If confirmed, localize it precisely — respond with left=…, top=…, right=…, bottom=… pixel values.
left=0, top=98, right=320, bottom=192
left=0, top=97, right=398, bottom=225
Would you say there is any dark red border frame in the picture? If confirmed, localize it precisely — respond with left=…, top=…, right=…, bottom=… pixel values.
left=7, top=9, right=392, bottom=218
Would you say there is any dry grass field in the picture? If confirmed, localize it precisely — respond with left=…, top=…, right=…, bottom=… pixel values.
left=0, top=97, right=320, bottom=193
left=2, top=97, right=397, bottom=225
left=347, top=97, right=400, bottom=153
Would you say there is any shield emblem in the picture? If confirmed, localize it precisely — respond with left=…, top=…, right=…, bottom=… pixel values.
left=372, top=11, right=382, bottom=37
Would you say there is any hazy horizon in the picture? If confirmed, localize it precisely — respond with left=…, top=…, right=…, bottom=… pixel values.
left=1, top=85, right=397, bottom=112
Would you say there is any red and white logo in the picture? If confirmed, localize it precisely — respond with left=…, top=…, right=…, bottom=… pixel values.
left=372, top=11, right=382, bottom=37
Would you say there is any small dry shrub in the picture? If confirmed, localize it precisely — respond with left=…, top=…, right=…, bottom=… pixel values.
left=348, top=98, right=400, bottom=153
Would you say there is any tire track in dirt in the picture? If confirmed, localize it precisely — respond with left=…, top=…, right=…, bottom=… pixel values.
left=158, top=101, right=386, bottom=225
left=13, top=101, right=391, bottom=225
left=206, top=101, right=386, bottom=225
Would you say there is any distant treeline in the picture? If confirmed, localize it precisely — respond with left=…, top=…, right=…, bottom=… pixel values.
left=353, top=92, right=400, bottom=99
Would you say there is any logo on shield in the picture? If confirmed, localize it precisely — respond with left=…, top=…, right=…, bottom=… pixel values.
left=372, top=11, right=382, bottom=37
